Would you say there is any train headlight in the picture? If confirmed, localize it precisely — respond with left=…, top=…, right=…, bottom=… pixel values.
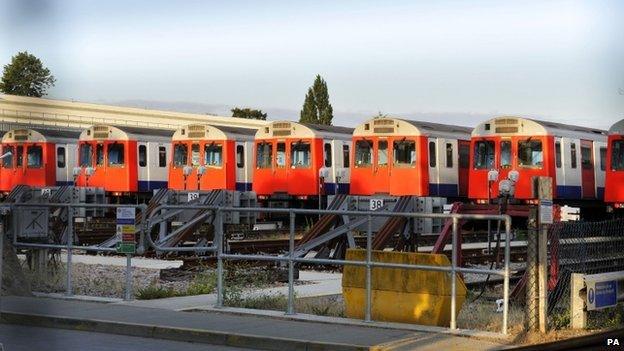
left=508, top=170, right=520, bottom=183
left=72, top=167, right=82, bottom=177
left=85, top=167, right=95, bottom=176
left=183, top=165, right=193, bottom=176
left=488, top=170, right=499, bottom=182
left=197, top=166, right=207, bottom=176
left=499, top=179, right=514, bottom=197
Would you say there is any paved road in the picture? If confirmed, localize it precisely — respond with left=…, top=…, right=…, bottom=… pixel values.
left=0, top=324, right=252, bottom=351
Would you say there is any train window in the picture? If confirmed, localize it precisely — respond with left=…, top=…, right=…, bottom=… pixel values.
left=79, top=144, right=92, bottom=167
left=27, top=145, right=43, bottom=168
left=393, top=140, right=415, bottom=166
left=378, top=140, right=388, bottom=166
left=459, top=143, right=469, bottom=169
left=611, top=141, right=624, bottom=170
left=191, top=143, right=200, bottom=166
left=474, top=140, right=494, bottom=169
left=291, top=142, right=311, bottom=168
left=138, top=145, right=147, bottom=167
left=324, top=143, right=332, bottom=167
left=428, top=141, right=436, bottom=168
left=600, top=147, right=607, bottom=171
left=256, top=142, right=272, bottom=169
left=173, top=144, right=188, bottom=167
left=236, top=145, right=245, bottom=168
left=158, top=147, right=167, bottom=167
left=555, top=142, right=562, bottom=168
left=355, top=140, right=372, bottom=167
left=276, top=142, right=286, bottom=167
left=57, top=147, right=66, bottom=168
left=570, top=143, right=577, bottom=168
left=342, top=145, right=350, bottom=168
left=518, top=140, right=543, bottom=168
left=2, top=145, right=13, bottom=168
left=446, top=143, right=453, bottom=168
left=500, top=141, right=511, bottom=168
left=204, top=143, right=223, bottom=167
left=581, top=145, right=593, bottom=169
left=96, top=143, right=104, bottom=166
left=16, top=146, right=24, bottom=167
left=108, top=143, right=125, bottom=166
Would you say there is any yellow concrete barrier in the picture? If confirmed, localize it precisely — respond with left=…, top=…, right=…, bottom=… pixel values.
left=342, top=249, right=467, bottom=327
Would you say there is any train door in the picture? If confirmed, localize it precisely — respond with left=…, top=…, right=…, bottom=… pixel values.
left=581, top=139, right=596, bottom=198
left=458, top=140, right=470, bottom=197
left=235, top=142, right=248, bottom=191
left=373, top=139, right=390, bottom=194
left=428, top=138, right=438, bottom=195
left=137, top=142, right=149, bottom=190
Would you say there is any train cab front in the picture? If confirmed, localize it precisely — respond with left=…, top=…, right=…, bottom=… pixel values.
left=470, top=117, right=553, bottom=204
left=606, top=122, right=624, bottom=210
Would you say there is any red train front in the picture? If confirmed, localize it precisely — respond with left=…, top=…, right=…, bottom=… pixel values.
left=605, top=119, right=624, bottom=208
left=0, top=128, right=78, bottom=192
left=253, top=121, right=352, bottom=203
left=168, top=124, right=255, bottom=191
left=469, top=117, right=606, bottom=203
left=75, top=125, right=172, bottom=195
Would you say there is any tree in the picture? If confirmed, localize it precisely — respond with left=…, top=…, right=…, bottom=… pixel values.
left=0, top=51, right=56, bottom=97
left=299, top=75, right=333, bottom=125
left=231, top=107, right=267, bottom=120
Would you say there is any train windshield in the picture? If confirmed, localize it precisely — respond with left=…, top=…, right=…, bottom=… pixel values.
left=276, top=142, right=286, bottom=167
left=96, top=143, right=105, bottom=165
left=108, top=143, right=125, bottom=166
left=173, top=144, right=188, bottom=166
left=191, top=143, right=200, bottom=166
left=204, top=143, right=222, bottom=167
left=611, top=140, right=624, bottom=170
left=2, top=145, right=13, bottom=168
left=16, top=146, right=23, bottom=167
left=378, top=140, right=388, bottom=166
left=500, top=141, right=512, bottom=168
left=256, top=142, right=272, bottom=169
left=393, top=140, right=416, bottom=166
left=79, top=144, right=93, bottom=167
left=518, top=140, right=543, bottom=168
left=355, top=140, right=372, bottom=167
left=473, top=140, right=494, bottom=169
left=291, top=142, right=311, bottom=168
left=27, top=145, right=43, bottom=168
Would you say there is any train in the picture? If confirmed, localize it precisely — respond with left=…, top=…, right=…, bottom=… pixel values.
left=0, top=116, right=616, bottom=216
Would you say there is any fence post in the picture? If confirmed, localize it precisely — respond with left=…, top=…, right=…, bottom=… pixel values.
left=287, top=210, right=295, bottom=315
left=525, top=206, right=538, bottom=331
left=570, top=273, right=587, bottom=329
left=450, top=217, right=458, bottom=330
left=538, top=222, right=549, bottom=333
left=365, top=214, right=372, bottom=322
left=66, top=205, right=73, bottom=297
left=124, top=253, right=133, bottom=301
left=216, top=209, right=224, bottom=308
left=502, top=217, right=511, bottom=335
left=0, top=220, right=4, bottom=318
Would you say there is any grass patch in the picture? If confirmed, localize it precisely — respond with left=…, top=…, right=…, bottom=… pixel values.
left=136, top=285, right=179, bottom=300
left=224, top=293, right=345, bottom=318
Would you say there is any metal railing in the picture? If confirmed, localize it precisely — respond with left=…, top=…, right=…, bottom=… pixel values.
left=1, top=202, right=513, bottom=335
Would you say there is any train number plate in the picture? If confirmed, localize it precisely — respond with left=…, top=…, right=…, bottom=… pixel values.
left=369, top=199, right=384, bottom=211
left=187, top=192, right=200, bottom=202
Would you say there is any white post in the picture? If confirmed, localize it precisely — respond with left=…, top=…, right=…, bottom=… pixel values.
left=570, top=273, right=587, bottom=329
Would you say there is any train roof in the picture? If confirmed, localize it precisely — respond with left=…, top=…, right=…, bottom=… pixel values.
left=172, top=124, right=256, bottom=141
left=609, top=120, right=624, bottom=135
left=255, top=121, right=353, bottom=140
left=1, top=127, right=81, bottom=144
left=472, top=116, right=607, bottom=140
left=353, top=117, right=472, bottom=139
left=79, top=124, right=173, bottom=142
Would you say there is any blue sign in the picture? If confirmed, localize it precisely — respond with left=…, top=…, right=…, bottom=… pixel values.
left=594, top=281, right=618, bottom=309
left=116, top=218, right=135, bottom=225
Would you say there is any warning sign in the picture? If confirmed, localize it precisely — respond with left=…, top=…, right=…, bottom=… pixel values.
left=116, top=206, right=136, bottom=254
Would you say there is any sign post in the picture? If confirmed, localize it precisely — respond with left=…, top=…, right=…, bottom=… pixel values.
left=116, top=207, right=136, bottom=254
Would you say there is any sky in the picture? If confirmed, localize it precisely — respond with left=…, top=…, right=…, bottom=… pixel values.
left=1, top=0, right=623, bottom=129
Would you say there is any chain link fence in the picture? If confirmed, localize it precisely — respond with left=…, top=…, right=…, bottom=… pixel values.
left=547, top=218, right=624, bottom=329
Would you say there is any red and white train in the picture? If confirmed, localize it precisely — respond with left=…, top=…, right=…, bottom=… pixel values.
left=605, top=119, right=624, bottom=208
left=469, top=117, right=607, bottom=203
left=74, top=125, right=173, bottom=195
left=350, top=117, right=472, bottom=197
left=253, top=121, right=353, bottom=202
left=169, top=124, right=255, bottom=191
left=0, top=128, right=78, bottom=192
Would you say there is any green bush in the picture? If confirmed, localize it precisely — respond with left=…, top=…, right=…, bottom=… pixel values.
left=136, top=285, right=179, bottom=300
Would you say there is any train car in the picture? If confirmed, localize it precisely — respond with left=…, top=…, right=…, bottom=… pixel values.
left=169, top=124, right=256, bottom=191
left=75, top=125, right=173, bottom=195
left=253, top=121, right=353, bottom=202
left=0, top=128, right=78, bottom=192
left=470, top=116, right=607, bottom=203
left=605, top=119, right=624, bottom=208
left=350, top=117, right=472, bottom=197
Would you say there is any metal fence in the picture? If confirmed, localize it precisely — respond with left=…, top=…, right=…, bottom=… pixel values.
left=1, top=202, right=513, bottom=336
left=547, top=218, right=624, bottom=329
